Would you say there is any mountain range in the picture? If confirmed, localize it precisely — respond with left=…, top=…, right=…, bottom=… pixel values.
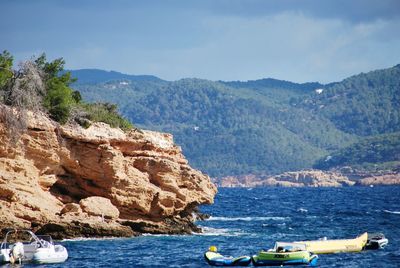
left=70, top=65, right=400, bottom=177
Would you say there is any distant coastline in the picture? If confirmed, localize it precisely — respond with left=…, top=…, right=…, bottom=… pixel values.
left=212, top=169, right=400, bottom=187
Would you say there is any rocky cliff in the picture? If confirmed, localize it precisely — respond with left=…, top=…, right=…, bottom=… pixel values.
left=0, top=106, right=217, bottom=238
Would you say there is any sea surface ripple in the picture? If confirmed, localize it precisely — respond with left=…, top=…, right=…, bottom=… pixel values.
left=2, top=187, right=399, bottom=267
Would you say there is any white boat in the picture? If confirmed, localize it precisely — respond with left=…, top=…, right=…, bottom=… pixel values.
left=0, top=229, right=68, bottom=264
left=364, top=233, right=389, bottom=250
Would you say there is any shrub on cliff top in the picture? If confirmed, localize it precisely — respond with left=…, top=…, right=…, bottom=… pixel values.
left=0, top=50, right=13, bottom=92
left=0, top=50, right=134, bottom=130
left=75, top=102, right=133, bottom=131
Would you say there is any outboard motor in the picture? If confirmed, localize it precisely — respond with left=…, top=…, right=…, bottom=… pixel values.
left=10, top=242, right=24, bottom=264
left=365, top=233, right=389, bottom=250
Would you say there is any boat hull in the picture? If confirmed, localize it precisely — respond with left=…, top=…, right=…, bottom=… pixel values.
left=32, top=246, right=68, bottom=264
left=0, top=246, right=68, bottom=264
left=295, top=232, right=368, bottom=254
left=0, top=249, right=10, bottom=263
left=252, top=251, right=318, bottom=266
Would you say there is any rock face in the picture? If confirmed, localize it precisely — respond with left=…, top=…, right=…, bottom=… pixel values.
left=356, top=174, right=400, bottom=186
left=215, top=175, right=262, bottom=187
left=214, top=170, right=355, bottom=187
left=79, top=197, right=120, bottom=219
left=0, top=105, right=217, bottom=238
left=260, top=170, right=355, bottom=187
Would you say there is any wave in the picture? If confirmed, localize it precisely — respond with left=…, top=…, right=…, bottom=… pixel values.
left=297, top=208, right=308, bottom=213
left=207, top=216, right=288, bottom=221
left=62, top=237, right=128, bottom=242
left=196, top=226, right=248, bottom=237
left=141, top=233, right=190, bottom=237
left=383, top=210, right=400, bottom=215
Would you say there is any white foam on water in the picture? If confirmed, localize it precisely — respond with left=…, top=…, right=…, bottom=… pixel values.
left=383, top=209, right=400, bottom=215
left=196, top=226, right=248, bottom=237
left=297, top=208, right=308, bottom=213
left=62, top=237, right=127, bottom=242
left=207, top=216, right=288, bottom=221
left=141, top=233, right=189, bottom=237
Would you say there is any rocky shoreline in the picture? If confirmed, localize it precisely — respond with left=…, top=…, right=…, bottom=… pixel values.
left=213, top=169, right=400, bottom=188
left=0, top=106, right=217, bottom=239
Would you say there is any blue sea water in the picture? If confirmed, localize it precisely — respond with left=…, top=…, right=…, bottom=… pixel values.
left=2, top=187, right=400, bottom=267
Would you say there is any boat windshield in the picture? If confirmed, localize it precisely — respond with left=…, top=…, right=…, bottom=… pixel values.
left=274, top=242, right=306, bottom=252
left=2, top=230, right=34, bottom=244
left=1, top=230, right=52, bottom=249
left=368, top=233, right=385, bottom=239
left=37, top=235, right=53, bottom=244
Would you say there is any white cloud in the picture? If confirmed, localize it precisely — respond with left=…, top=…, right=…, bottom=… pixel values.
left=148, top=13, right=400, bottom=82
left=59, top=12, right=400, bottom=82
left=2, top=1, right=400, bottom=83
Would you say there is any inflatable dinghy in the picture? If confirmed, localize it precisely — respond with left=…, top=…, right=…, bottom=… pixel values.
left=252, top=242, right=318, bottom=266
left=205, top=246, right=251, bottom=266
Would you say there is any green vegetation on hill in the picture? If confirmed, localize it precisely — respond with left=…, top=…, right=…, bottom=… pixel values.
left=73, top=75, right=355, bottom=176
left=314, top=132, right=400, bottom=172
left=70, top=69, right=162, bottom=84
left=122, top=79, right=331, bottom=176
left=298, top=65, right=400, bottom=136
left=0, top=51, right=133, bottom=131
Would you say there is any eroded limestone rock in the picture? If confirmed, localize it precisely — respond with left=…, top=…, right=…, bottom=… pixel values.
left=0, top=105, right=217, bottom=238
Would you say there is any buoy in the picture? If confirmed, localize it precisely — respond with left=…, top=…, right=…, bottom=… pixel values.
left=209, top=245, right=217, bottom=252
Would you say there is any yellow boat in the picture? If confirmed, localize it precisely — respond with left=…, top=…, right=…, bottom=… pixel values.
left=295, top=232, right=368, bottom=254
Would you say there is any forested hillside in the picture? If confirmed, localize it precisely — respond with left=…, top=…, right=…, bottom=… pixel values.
left=71, top=69, right=163, bottom=84
left=314, top=132, right=400, bottom=172
left=297, top=65, right=400, bottom=136
left=71, top=65, right=400, bottom=177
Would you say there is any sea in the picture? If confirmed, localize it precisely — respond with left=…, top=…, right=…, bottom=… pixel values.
left=2, top=187, right=399, bottom=267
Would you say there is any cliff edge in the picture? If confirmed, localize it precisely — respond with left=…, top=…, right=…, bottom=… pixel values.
left=0, top=106, right=217, bottom=238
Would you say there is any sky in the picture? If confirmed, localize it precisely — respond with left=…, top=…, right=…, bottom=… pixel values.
left=1, top=0, right=400, bottom=83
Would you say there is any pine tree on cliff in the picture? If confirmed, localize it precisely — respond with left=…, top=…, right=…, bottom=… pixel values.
left=0, top=51, right=133, bottom=131
left=0, top=51, right=78, bottom=123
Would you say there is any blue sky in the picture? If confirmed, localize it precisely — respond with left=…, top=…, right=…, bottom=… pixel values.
left=1, top=0, right=400, bottom=82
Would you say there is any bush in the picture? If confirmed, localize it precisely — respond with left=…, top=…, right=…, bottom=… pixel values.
left=43, top=78, right=76, bottom=124
left=0, top=50, right=13, bottom=93
left=1, top=51, right=135, bottom=132
left=77, top=102, right=133, bottom=131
